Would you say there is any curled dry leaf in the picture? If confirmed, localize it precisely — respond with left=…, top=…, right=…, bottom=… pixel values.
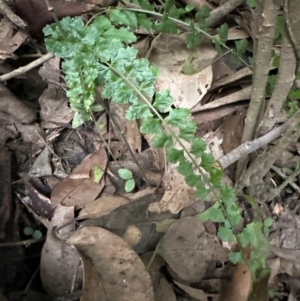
left=51, top=148, right=107, bottom=208
left=40, top=204, right=82, bottom=296
left=174, top=281, right=220, bottom=301
left=67, top=226, right=155, bottom=301
left=159, top=217, right=228, bottom=282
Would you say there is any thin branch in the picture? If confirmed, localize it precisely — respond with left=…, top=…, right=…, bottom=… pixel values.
left=218, top=120, right=291, bottom=169
left=206, top=0, right=246, bottom=27
left=236, top=109, right=300, bottom=191
left=0, top=52, right=54, bottom=82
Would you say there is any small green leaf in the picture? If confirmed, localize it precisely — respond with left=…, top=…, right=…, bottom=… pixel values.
left=136, top=13, right=153, bottom=31
left=177, top=160, right=193, bottom=176
left=118, top=168, right=133, bottom=180
left=167, top=108, right=191, bottom=126
left=126, top=102, right=152, bottom=120
left=103, top=27, right=137, bottom=43
left=166, top=147, right=184, bottom=163
left=108, top=10, right=138, bottom=28
left=125, top=178, right=135, bottom=192
left=24, top=226, right=34, bottom=236
left=93, top=165, right=104, bottom=183
left=185, top=174, right=199, bottom=187
left=140, top=118, right=162, bottom=134
left=235, top=39, right=248, bottom=55
left=195, top=185, right=210, bottom=200
left=197, top=5, right=211, bottom=18
left=179, top=121, right=197, bottom=141
left=198, top=205, right=225, bottom=222
left=186, top=23, right=202, bottom=49
left=200, top=153, right=215, bottom=171
left=190, top=138, right=206, bottom=157
left=217, top=23, right=228, bottom=42
left=185, top=3, right=196, bottom=11
left=229, top=251, right=243, bottom=264
left=153, top=90, right=173, bottom=112
left=209, top=168, right=223, bottom=188
left=218, top=226, right=236, bottom=242
left=152, top=133, right=173, bottom=148
left=93, top=15, right=112, bottom=32
left=72, top=112, right=86, bottom=128
left=263, top=217, right=273, bottom=228
left=32, top=230, right=43, bottom=240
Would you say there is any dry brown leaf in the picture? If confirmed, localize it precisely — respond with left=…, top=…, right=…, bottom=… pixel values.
left=219, top=263, right=252, bottom=301
left=222, top=112, right=245, bottom=154
left=39, top=86, right=74, bottom=129
left=14, top=0, right=96, bottom=39
left=51, top=148, right=107, bottom=207
left=80, top=254, right=107, bottom=301
left=79, top=195, right=130, bottom=218
left=67, top=226, right=155, bottom=301
left=159, top=217, right=228, bottom=282
left=148, top=163, right=197, bottom=214
left=110, top=101, right=141, bottom=153
left=0, top=18, right=27, bottom=60
left=40, top=204, right=82, bottom=296
left=0, top=83, right=36, bottom=124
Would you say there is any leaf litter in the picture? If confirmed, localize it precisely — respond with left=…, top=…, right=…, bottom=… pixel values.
left=1, top=1, right=300, bottom=301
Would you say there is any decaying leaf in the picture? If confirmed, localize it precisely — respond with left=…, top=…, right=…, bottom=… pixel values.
left=51, top=148, right=107, bottom=207
left=67, top=226, right=155, bottom=301
left=40, top=204, right=82, bottom=296
left=159, top=217, right=228, bottom=282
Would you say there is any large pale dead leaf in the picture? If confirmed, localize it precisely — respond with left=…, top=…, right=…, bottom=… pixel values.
left=67, top=226, right=154, bottom=301
left=159, top=217, right=228, bottom=282
left=149, top=34, right=217, bottom=73
left=51, top=148, right=107, bottom=207
left=148, top=163, right=198, bottom=214
left=40, top=204, right=82, bottom=296
left=156, top=65, right=213, bottom=109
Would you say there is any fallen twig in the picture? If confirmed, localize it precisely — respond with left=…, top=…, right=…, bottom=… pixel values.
left=0, top=52, right=54, bottom=82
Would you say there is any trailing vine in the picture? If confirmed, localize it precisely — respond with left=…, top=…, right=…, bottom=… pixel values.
left=43, top=1, right=271, bottom=281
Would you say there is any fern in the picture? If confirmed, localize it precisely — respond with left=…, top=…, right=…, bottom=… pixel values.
left=43, top=7, right=268, bottom=280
